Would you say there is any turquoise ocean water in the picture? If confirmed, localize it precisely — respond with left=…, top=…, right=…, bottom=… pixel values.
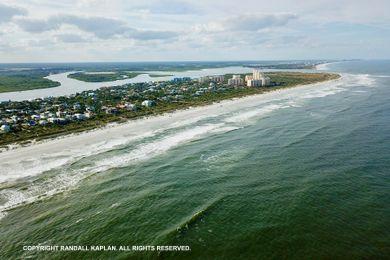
left=0, top=60, right=389, bottom=259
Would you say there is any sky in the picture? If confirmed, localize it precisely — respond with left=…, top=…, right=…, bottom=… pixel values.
left=0, top=0, right=389, bottom=62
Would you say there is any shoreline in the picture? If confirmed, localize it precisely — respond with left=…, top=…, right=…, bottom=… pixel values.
left=0, top=73, right=344, bottom=184
left=0, top=74, right=341, bottom=154
left=315, top=61, right=335, bottom=71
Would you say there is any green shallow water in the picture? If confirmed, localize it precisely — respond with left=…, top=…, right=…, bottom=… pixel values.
left=0, top=61, right=389, bottom=259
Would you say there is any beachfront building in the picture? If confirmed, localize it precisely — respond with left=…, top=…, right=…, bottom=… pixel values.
left=198, top=75, right=224, bottom=83
left=245, top=75, right=253, bottom=82
left=253, top=69, right=264, bottom=80
left=228, top=75, right=243, bottom=86
left=210, top=75, right=224, bottom=83
left=262, top=76, right=271, bottom=86
left=253, top=69, right=271, bottom=86
left=247, top=79, right=262, bottom=87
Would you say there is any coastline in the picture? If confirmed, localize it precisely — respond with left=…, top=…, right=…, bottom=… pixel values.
left=315, top=60, right=346, bottom=71
left=0, top=74, right=342, bottom=172
left=0, top=73, right=341, bottom=153
left=316, top=62, right=333, bottom=71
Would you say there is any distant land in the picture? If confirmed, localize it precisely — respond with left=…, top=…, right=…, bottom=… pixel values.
left=0, top=69, right=61, bottom=93
left=0, top=60, right=340, bottom=93
left=68, top=72, right=143, bottom=82
left=67, top=72, right=173, bottom=82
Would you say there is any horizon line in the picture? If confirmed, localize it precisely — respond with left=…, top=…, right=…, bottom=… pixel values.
left=0, top=58, right=375, bottom=65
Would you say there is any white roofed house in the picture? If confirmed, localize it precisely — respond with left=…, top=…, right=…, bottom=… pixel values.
left=73, top=113, right=87, bottom=120
left=0, top=124, right=11, bottom=133
left=142, top=100, right=155, bottom=107
left=38, top=120, right=48, bottom=126
left=31, top=114, right=40, bottom=120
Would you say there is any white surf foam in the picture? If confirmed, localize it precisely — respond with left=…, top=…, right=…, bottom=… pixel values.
left=353, top=74, right=376, bottom=87
left=0, top=172, right=89, bottom=220
left=224, top=104, right=286, bottom=124
left=0, top=123, right=238, bottom=219
left=93, top=123, right=226, bottom=171
left=0, top=131, right=156, bottom=184
left=298, top=86, right=345, bottom=99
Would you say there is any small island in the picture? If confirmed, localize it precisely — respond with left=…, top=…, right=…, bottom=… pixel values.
left=67, top=71, right=143, bottom=82
left=67, top=71, right=174, bottom=82
left=0, top=71, right=339, bottom=147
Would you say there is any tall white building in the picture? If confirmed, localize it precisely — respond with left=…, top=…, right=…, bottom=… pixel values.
left=210, top=75, right=224, bottom=83
left=228, top=75, right=243, bottom=86
left=247, top=79, right=262, bottom=87
left=252, top=69, right=271, bottom=86
left=245, top=75, right=253, bottom=82
left=253, top=69, right=265, bottom=80
left=199, top=75, right=224, bottom=83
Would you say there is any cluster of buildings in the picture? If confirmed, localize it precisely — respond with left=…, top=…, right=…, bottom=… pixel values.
left=0, top=70, right=272, bottom=134
left=228, top=69, right=271, bottom=87
left=0, top=100, right=96, bottom=132
left=0, top=83, right=166, bottom=133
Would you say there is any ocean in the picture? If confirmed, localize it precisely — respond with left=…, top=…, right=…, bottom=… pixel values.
left=0, top=60, right=389, bottom=259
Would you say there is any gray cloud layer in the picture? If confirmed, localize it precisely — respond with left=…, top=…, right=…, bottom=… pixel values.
left=0, top=3, right=26, bottom=23
left=198, top=13, right=298, bottom=32
left=54, top=33, right=88, bottom=43
left=15, top=14, right=179, bottom=40
left=223, top=13, right=298, bottom=31
left=133, top=0, right=200, bottom=14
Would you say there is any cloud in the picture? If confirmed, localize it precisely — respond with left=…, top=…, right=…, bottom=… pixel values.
left=0, top=3, right=27, bottom=23
left=134, top=0, right=200, bottom=15
left=57, top=15, right=128, bottom=38
left=196, top=13, right=298, bottom=32
left=14, top=14, right=179, bottom=40
left=15, top=18, right=59, bottom=32
left=15, top=15, right=126, bottom=37
left=129, top=30, right=179, bottom=40
left=55, top=33, right=88, bottom=43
